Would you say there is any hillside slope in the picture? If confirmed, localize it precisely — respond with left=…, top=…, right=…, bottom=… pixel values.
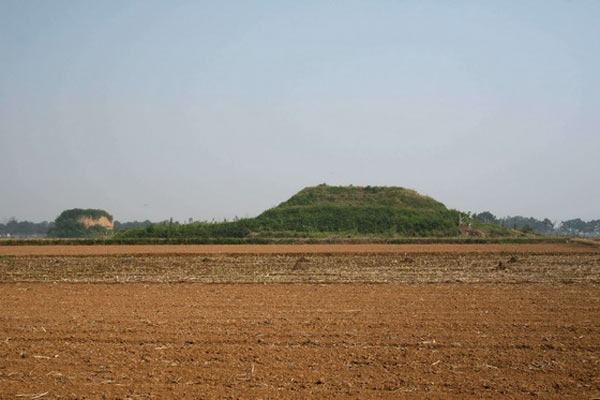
left=118, top=185, right=463, bottom=239
left=249, top=185, right=459, bottom=236
left=277, top=185, right=447, bottom=209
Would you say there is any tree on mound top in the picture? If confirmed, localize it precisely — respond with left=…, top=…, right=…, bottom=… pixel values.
left=48, top=208, right=114, bottom=238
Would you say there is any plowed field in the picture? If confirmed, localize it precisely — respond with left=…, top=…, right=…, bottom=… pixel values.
left=0, top=242, right=594, bottom=256
left=1, top=244, right=599, bottom=399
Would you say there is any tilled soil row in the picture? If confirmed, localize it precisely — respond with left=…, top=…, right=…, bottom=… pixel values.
left=0, top=242, right=596, bottom=256
left=1, top=253, right=599, bottom=283
left=0, top=284, right=598, bottom=399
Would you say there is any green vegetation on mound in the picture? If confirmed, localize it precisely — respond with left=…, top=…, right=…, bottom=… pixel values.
left=278, top=185, right=446, bottom=209
left=48, top=208, right=113, bottom=238
left=4, top=186, right=596, bottom=240
left=117, top=185, right=463, bottom=239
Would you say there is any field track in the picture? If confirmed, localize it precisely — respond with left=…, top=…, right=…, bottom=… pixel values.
left=0, top=242, right=596, bottom=256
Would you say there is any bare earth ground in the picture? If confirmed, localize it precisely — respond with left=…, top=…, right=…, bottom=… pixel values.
left=0, top=244, right=599, bottom=399
left=0, top=243, right=593, bottom=256
left=1, top=253, right=599, bottom=284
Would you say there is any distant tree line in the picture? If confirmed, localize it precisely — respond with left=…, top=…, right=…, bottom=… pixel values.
left=0, top=217, right=153, bottom=238
left=0, top=219, right=53, bottom=237
left=113, top=220, right=153, bottom=231
left=2, top=211, right=599, bottom=238
left=471, top=211, right=600, bottom=237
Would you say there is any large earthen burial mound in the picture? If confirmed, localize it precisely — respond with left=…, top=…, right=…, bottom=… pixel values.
left=48, top=208, right=114, bottom=237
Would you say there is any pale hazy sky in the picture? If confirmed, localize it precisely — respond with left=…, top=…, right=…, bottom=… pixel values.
left=1, top=0, right=599, bottom=223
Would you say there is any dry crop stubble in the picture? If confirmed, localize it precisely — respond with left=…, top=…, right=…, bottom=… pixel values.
left=0, top=252, right=599, bottom=284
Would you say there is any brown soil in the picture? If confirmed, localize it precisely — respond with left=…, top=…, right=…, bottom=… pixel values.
left=1, top=244, right=599, bottom=398
left=0, top=242, right=595, bottom=256
left=76, top=216, right=114, bottom=230
left=0, top=283, right=598, bottom=399
left=1, top=253, right=598, bottom=284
